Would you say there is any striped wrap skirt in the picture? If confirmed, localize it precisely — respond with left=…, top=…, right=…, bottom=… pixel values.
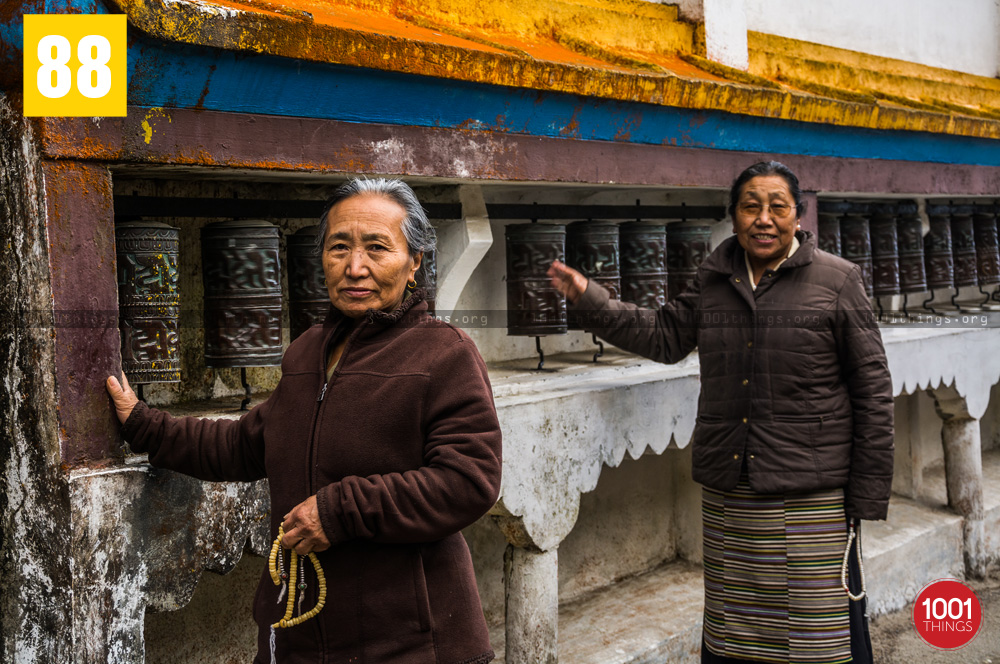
left=701, top=481, right=855, bottom=664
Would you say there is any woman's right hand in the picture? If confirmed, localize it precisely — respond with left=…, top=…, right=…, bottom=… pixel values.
left=547, top=260, right=588, bottom=305
left=106, top=374, right=139, bottom=425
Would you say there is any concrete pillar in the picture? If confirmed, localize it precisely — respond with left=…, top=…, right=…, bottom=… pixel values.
left=673, top=0, right=749, bottom=70
left=703, top=0, right=749, bottom=71
left=932, top=384, right=987, bottom=578
left=942, top=417, right=986, bottom=576
left=504, top=545, right=559, bottom=664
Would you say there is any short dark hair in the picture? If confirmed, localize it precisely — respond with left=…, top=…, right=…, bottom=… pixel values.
left=727, top=161, right=806, bottom=219
left=317, top=178, right=436, bottom=257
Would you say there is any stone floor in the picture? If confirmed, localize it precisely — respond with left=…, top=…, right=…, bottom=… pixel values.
left=489, top=449, right=1000, bottom=664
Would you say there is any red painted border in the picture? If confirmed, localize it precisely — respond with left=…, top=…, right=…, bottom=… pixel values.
left=43, top=160, right=124, bottom=465
left=38, top=109, right=1000, bottom=196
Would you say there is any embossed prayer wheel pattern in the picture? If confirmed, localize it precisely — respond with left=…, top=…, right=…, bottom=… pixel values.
left=415, top=228, right=437, bottom=315
left=506, top=224, right=567, bottom=336
left=839, top=205, right=874, bottom=296
left=287, top=225, right=328, bottom=342
left=817, top=201, right=849, bottom=257
left=202, top=219, right=284, bottom=367
left=566, top=221, right=620, bottom=329
left=973, top=205, right=1000, bottom=286
left=896, top=203, right=927, bottom=294
left=951, top=205, right=978, bottom=288
left=666, top=223, right=711, bottom=301
left=869, top=203, right=900, bottom=297
left=620, top=222, right=667, bottom=310
left=924, top=206, right=954, bottom=290
left=116, top=221, right=181, bottom=383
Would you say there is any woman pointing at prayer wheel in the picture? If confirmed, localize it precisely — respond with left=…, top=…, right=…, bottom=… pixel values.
left=107, top=178, right=502, bottom=664
left=548, top=161, right=893, bottom=664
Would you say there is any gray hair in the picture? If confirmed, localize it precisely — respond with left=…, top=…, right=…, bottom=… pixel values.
left=317, top=178, right=436, bottom=257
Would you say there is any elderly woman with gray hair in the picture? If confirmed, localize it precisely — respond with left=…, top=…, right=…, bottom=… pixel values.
left=107, top=178, right=503, bottom=664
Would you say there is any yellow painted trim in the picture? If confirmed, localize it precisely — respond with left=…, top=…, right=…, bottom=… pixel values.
left=111, top=0, right=1000, bottom=141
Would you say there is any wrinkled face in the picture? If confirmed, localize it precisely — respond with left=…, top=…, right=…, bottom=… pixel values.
left=322, top=193, right=421, bottom=318
left=732, top=174, right=800, bottom=269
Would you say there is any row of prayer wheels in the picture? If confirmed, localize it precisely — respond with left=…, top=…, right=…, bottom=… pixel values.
left=116, top=220, right=437, bottom=386
left=818, top=201, right=1000, bottom=297
left=505, top=221, right=711, bottom=337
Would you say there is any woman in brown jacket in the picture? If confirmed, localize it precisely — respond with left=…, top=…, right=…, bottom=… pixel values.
left=107, top=178, right=502, bottom=664
left=549, top=161, right=893, bottom=664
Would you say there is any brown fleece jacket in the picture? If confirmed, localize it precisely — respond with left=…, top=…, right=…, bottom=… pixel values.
left=123, top=293, right=502, bottom=663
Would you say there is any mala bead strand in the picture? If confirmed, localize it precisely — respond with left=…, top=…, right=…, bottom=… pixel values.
left=278, top=550, right=300, bottom=625
left=278, top=553, right=328, bottom=628
left=268, top=526, right=284, bottom=586
left=268, top=526, right=329, bottom=629
left=840, top=520, right=867, bottom=601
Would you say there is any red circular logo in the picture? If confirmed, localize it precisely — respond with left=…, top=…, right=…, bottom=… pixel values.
left=912, top=578, right=982, bottom=650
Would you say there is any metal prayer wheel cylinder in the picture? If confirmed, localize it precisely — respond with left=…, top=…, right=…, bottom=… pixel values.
left=896, top=202, right=927, bottom=294
left=839, top=203, right=874, bottom=296
left=817, top=201, right=849, bottom=257
left=201, top=219, right=284, bottom=367
left=566, top=221, right=620, bottom=329
left=973, top=203, right=1000, bottom=286
left=869, top=203, right=900, bottom=297
left=666, top=222, right=711, bottom=300
left=950, top=205, right=978, bottom=288
left=116, top=221, right=181, bottom=383
left=415, top=228, right=437, bottom=315
left=287, top=225, right=328, bottom=342
left=924, top=204, right=955, bottom=291
left=505, top=223, right=567, bottom=336
left=619, top=222, right=667, bottom=309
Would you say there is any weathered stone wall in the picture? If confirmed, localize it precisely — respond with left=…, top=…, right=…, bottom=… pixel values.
left=0, top=94, right=73, bottom=662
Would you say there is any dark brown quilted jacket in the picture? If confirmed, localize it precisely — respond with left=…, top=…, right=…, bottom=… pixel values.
left=573, top=231, right=893, bottom=520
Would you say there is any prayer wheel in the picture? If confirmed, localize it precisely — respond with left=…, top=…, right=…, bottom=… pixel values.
left=924, top=204, right=955, bottom=291
left=869, top=203, right=900, bottom=297
left=666, top=222, right=711, bottom=300
left=505, top=223, right=567, bottom=336
left=973, top=203, right=1000, bottom=287
left=202, top=219, right=284, bottom=367
left=415, top=228, right=437, bottom=315
left=950, top=205, right=978, bottom=288
left=116, top=221, right=181, bottom=383
left=286, top=224, right=328, bottom=342
left=619, top=222, right=668, bottom=310
left=817, top=201, right=848, bottom=256
left=566, top=221, right=620, bottom=329
left=896, top=202, right=927, bottom=294
left=839, top=203, right=874, bottom=296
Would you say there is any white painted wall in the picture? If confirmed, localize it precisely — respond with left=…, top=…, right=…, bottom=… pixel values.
left=745, top=0, right=1000, bottom=77
left=704, top=0, right=749, bottom=70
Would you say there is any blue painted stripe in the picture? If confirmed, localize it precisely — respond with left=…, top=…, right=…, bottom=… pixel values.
left=125, top=38, right=1000, bottom=166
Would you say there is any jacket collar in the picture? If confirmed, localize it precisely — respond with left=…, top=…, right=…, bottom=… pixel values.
left=703, top=230, right=817, bottom=276
left=322, top=289, right=429, bottom=339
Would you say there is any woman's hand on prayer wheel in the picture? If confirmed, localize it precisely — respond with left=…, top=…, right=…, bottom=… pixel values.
left=106, top=374, right=140, bottom=425
left=547, top=259, right=588, bottom=305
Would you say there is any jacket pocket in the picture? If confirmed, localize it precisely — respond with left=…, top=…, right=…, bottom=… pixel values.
left=360, top=545, right=433, bottom=634
left=771, top=413, right=823, bottom=424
